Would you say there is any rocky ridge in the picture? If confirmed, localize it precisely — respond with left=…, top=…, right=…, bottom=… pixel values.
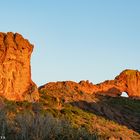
left=40, top=69, right=140, bottom=99
left=0, top=32, right=139, bottom=139
left=0, top=32, right=140, bottom=101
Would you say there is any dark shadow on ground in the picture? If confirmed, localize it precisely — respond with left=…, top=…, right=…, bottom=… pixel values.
left=70, top=95, right=140, bottom=133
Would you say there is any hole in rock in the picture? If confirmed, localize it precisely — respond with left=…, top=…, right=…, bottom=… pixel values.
left=121, top=92, right=128, bottom=97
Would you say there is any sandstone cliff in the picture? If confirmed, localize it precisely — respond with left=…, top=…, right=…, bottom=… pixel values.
left=95, top=69, right=140, bottom=98
left=39, top=69, right=140, bottom=99
left=0, top=32, right=39, bottom=101
left=0, top=32, right=139, bottom=101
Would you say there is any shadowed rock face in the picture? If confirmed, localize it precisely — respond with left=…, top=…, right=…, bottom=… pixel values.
left=40, top=69, right=140, bottom=99
left=0, top=32, right=39, bottom=101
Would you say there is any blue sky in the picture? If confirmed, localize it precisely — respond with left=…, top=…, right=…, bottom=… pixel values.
left=0, top=0, right=140, bottom=86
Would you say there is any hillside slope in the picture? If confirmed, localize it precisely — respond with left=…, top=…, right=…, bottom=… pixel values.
left=39, top=81, right=140, bottom=139
left=0, top=82, right=140, bottom=139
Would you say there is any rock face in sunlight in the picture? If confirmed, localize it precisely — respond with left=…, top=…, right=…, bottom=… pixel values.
left=117, top=69, right=140, bottom=98
left=0, top=32, right=39, bottom=101
left=40, top=69, right=140, bottom=99
left=95, top=69, right=140, bottom=99
left=0, top=32, right=139, bottom=101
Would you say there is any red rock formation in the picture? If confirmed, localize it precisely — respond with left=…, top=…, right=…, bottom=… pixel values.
left=0, top=32, right=39, bottom=101
left=39, top=81, right=96, bottom=103
left=115, top=69, right=140, bottom=98
left=95, top=69, right=140, bottom=98
left=39, top=69, right=140, bottom=99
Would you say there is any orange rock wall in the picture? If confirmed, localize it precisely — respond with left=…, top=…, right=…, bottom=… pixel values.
left=40, top=70, right=140, bottom=99
left=0, top=32, right=39, bottom=101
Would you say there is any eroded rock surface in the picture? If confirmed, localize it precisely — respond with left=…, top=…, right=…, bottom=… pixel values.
left=40, top=69, right=140, bottom=99
left=0, top=32, right=39, bottom=101
left=95, top=69, right=140, bottom=98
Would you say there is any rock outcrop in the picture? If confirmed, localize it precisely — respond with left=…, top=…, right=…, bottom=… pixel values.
left=40, top=69, right=140, bottom=99
left=39, top=81, right=96, bottom=103
left=95, top=69, right=140, bottom=98
left=1, top=32, right=138, bottom=101
left=0, top=32, right=39, bottom=101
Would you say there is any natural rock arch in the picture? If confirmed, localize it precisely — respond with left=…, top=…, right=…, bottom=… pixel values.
left=120, top=92, right=128, bottom=97
left=93, top=69, right=140, bottom=99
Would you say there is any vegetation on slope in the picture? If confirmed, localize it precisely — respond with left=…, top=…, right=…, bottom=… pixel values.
left=39, top=88, right=140, bottom=140
left=0, top=87, right=140, bottom=140
left=0, top=99, right=98, bottom=140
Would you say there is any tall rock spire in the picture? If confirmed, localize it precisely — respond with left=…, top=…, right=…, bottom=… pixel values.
left=0, top=32, right=39, bottom=101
